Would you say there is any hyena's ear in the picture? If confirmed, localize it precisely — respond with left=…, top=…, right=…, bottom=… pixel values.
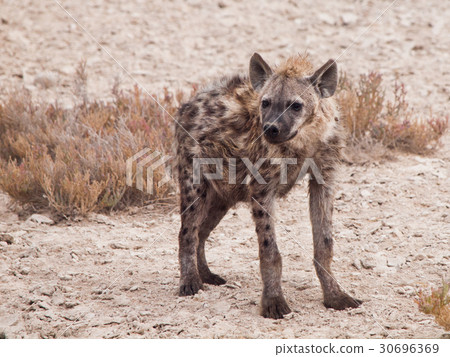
left=309, top=59, right=338, bottom=98
left=249, top=53, right=273, bottom=92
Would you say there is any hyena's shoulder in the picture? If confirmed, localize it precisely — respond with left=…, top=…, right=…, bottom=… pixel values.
left=176, top=73, right=260, bottom=148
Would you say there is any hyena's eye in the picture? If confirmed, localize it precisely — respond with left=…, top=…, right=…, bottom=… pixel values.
left=291, top=102, right=303, bottom=112
left=261, top=99, right=270, bottom=109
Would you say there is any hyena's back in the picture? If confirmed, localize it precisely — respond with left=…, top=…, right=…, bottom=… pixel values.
left=176, top=75, right=262, bottom=157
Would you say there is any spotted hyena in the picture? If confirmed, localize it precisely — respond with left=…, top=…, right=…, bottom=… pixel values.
left=175, top=53, right=362, bottom=319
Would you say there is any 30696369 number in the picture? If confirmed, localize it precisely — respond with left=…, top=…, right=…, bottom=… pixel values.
left=380, top=343, right=439, bottom=354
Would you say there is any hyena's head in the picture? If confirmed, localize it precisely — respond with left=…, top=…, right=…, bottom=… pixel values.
left=249, top=53, right=338, bottom=144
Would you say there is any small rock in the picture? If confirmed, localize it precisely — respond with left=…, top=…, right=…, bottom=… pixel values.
left=110, top=242, right=127, bottom=249
left=318, top=13, right=336, bottom=25
left=387, top=256, right=406, bottom=267
left=0, top=314, right=19, bottom=328
left=391, top=228, right=403, bottom=239
left=396, top=286, right=415, bottom=296
left=126, top=312, right=139, bottom=322
left=360, top=254, right=386, bottom=269
left=407, top=164, right=432, bottom=176
left=103, top=317, right=123, bottom=325
left=38, top=301, right=50, bottom=310
left=64, top=301, right=79, bottom=309
left=62, top=313, right=79, bottom=321
left=51, top=295, right=65, bottom=306
left=341, top=13, right=358, bottom=26
left=34, top=72, right=58, bottom=89
left=360, top=258, right=376, bottom=269
left=27, top=214, right=54, bottom=225
left=224, top=283, right=238, bottom=289
left=139, top=311, right=152, bottom=316
left=414, top=253, right=426, bottom=261
left=0, top=234, right=14, bottom=244
left=360, top=189, right=372, bottom=198
left=39, top=285, right=55, bottom=297
left=90, top=214, right=115, bottom=226
left=352, top=259, right=362, bottom=270
left=70, top=251, right=80, bottom=262
left=58, top=273, right=72, bottom=281
left=19, top=267, right=30, bottom=275
left=20, top=247, right=40, bottom=258
left=114, top=296, right=129, bottom=307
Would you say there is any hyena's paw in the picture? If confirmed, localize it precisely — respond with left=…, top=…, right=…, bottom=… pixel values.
left=200, top=272, right=226, bottom=286
left=261, top=295, right=292, bottom=319
left=324, top=292, right=362, bottom=310
left=179, top=276, right=204, bottom=296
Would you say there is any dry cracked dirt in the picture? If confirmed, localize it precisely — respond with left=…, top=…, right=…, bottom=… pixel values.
left=0, top=0, right=449, bottom=338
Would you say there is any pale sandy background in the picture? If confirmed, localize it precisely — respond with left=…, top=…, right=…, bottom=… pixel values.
left=0, top=0, right=449, bottom=338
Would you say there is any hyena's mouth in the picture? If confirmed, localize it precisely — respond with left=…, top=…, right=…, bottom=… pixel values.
left=264, top=130, right=298, bottom=144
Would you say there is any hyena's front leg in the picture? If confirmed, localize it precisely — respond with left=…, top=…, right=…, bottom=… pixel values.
left=197, top=193, right=229, bottom=285
left=309, top=177, right=362, bottom=309
left=178, top=175, right=207, bottom=296
left=251, top=188, right=291, bottom=319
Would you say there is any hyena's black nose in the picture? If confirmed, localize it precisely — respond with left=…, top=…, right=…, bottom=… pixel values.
left=263, top=124, right=280, bottom=139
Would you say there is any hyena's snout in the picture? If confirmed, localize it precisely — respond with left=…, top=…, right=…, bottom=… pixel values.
left=263, top=123, right=280, bottom=140
left=262, top=120, right=298, bottom=144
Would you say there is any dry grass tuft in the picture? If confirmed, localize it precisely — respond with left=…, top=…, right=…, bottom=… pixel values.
left=0, top=67, right=447, bottom=215
left=0, top=67, right=190, bottom=216
left=337, top=71, right=448, bottom=158
left=415, top=281, right=450, bottom=331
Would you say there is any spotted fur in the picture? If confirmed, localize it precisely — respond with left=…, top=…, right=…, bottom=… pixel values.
left=175, top=53, right=362, bottom=319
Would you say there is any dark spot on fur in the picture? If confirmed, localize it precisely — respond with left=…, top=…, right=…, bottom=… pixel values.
left=328, top=135, right=340, bottom=146
left=217, top=102, right=227, bottom=117
left=201, top=191, right=207, bottom=198
left=226, top=75, right=243, bottom=92
left=256, top=210, right=264, bottom=218
left=189, top=205, right=195, bottom=211
left=181, top=205, right=187, bottom=212
left=263, top=239, right=269, bottom=247
left=196, top=187, right=201, bottom=194
left=186, top=104, right=198, bottom=119
left=324, top=236, right=333, bottom=247
left=178, top=103, right=188, bottom=116
left=204, top=103, right=216, bottom=117
left=199, top=135, right=206, bottom=142
left=195, top=97, right=203, bottom=105
left=182, top=228, right=188, bottom=235
left=265, top=224, right=270, bottom=231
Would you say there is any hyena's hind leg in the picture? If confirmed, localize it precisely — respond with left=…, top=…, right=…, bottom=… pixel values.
left=197, top=192, right=230, bottom=285
left=309, top=177, right=362, bottom=309
left=178, top=169, right=209, bottom=296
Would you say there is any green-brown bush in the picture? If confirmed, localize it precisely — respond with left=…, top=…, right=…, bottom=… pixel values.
left=0, top=81, right=186, bottom=216
left=337, top=72, right=448, bottom=155
left=415, top=281, right=450, bottom=331
left=0, top=69, right=447, bottom=215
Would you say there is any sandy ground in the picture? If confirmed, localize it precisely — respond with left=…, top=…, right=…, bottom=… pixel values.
left=0, top=0, right=449, bottom=338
